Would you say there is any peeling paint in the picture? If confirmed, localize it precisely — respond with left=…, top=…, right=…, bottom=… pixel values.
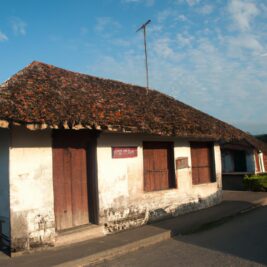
left=8, top=129, right=223, bottom=253
left=103, top=191, right=222, bottom=233
left=9, top=127, right=55, bottom=253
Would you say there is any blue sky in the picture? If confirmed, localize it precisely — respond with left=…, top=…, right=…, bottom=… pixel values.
left=0, top=0, right=267, bottom=134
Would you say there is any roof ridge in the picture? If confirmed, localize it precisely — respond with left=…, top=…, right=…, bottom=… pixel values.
left=25, top=60, right=155, bottom=93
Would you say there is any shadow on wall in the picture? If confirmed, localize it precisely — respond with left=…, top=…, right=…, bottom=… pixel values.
left=10, top=127, right=51, bottom=148
left=0, top=129, right=10, bottom=255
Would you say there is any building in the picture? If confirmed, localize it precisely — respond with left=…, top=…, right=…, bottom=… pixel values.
left=0, top=61, right=266, bottom=253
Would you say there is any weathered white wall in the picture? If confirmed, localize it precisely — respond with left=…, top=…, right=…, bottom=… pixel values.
left=0, top=129, right=10, bottom=243
left=97, top=133, right=222, bottom=232
left=7, top=128, right=222, bottom=250
left=259, top=152, right=265, bottom=172
left=9, top=127, right=55, bottom=252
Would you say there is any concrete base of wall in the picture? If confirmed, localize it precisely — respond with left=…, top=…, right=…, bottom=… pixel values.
left=10, top=224, right=105, bottom=257
left=55, top=225, right=105, bottom=247
left=103, top=190, right=223, bottom=234
left=9, top=190, right=222, bottom=256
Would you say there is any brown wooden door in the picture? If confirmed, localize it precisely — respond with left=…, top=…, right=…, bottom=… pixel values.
left=53, top=132, right=90, bottom=231
left=143, top=142, right=175, bottom=191
left=191, top=142, right=214, bottom=184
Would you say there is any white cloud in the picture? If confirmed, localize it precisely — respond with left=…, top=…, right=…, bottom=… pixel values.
left=157, top=9, right=189, bottom=24
left=176, top=32, right=194, bottom=47
left=227, top=34, right=263, bottom=55
left=178, top=14, right=188, bottom=22
left=228, top=0, right=259, bottom=31
left=0, top=31, right=8, bottom=41
left=198, top=4, right=214, bottom=15
left=157, top=9, right=173, bottom=23
left=175, top=0, right=200, bottom=6
left=153, top=37, right=182, bottom=60
left=121, top=0, right=155, bottom=6
left=186, top=0, right=200, bottom=6
left=111, top=38, right=131, bottom=47
left=95, top=17, right=121, bottom=33
left=11, top=17, right=27, bottom=35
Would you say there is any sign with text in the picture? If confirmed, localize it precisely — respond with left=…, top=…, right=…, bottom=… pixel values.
left=112, top=147, right=138, bottom=158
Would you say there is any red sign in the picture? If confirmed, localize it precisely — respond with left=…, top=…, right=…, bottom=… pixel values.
left=112, top=147, right=138, bottom=158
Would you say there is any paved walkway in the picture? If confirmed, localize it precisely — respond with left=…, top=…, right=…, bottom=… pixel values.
left=0, top=190, right=266, bottom=267
left=223, top=190, right=267, bottom=205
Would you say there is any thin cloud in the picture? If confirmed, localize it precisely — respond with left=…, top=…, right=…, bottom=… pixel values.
left=10, top=17, right=27, bottom=36
left=186, top=0, right=200, bottom=6
left=121, top=0, right=155, bottom=6
left=227, top=34, right=263, bottom=54
left=0, top=31, right=8, bottom=41
left=95, top=17, right=121, bottom=33
left=197, top=4, right=214, bottom=15
left=228, top=0, right=259, bottom=32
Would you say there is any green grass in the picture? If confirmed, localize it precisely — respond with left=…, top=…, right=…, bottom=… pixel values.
left=244, top=174, right=267, bottom=192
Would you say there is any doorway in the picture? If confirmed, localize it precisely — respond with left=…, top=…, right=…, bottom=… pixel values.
left=52, top=130, right=98, bottom=231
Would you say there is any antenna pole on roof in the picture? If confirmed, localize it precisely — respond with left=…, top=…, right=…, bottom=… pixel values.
left=136, top=19, right=151, bottom=94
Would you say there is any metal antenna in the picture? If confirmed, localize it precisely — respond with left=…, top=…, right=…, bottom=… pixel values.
left=136, top=19, right=151, bottom=93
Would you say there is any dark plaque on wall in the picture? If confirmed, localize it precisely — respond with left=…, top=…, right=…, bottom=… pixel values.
left=176, top=157, right=188, bottom=169
left=112, top=147, right=138, bottom=158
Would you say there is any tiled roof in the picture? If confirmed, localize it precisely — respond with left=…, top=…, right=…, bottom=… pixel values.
left=0, top=61, right=266, bottom=152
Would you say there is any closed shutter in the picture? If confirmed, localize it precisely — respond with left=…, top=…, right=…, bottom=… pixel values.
left=191, top=142, right=214, bottom=184
left=143, top=142, right=175, bottom=191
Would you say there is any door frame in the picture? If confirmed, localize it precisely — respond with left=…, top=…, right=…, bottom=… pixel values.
left=52, top=129, right=100, bottom=231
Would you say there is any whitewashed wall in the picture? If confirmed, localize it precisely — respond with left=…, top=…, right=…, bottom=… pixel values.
left=0, top=129, right=10, bottom=242
left=259, top=152, right=265, bottom=172
left=9, top=127, right=55, bottom=252
left=7, top=128, right=223, bottom=250
left=97, top=133, right=222, bottom=232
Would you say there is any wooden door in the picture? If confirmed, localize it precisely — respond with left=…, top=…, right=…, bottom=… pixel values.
left=191, top=142, right=213, bottom=184
left=53, top=132, right=90, bottom=231
left=143, top=142, right=175, bottom=191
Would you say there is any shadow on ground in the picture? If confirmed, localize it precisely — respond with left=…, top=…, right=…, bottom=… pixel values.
left=172, top=206, right=267, bottom=266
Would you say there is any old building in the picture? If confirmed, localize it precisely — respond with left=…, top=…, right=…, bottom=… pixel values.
left=0, top=61, right=266, bottom=254
left=221, top=142, right=266, bottom=174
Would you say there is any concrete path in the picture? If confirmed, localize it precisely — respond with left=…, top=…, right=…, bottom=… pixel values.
left=1, top=191, right=266, bottom=267
left=92, top=205, right=267, bottom=267
left=223, top=190, right=267, bottom=206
